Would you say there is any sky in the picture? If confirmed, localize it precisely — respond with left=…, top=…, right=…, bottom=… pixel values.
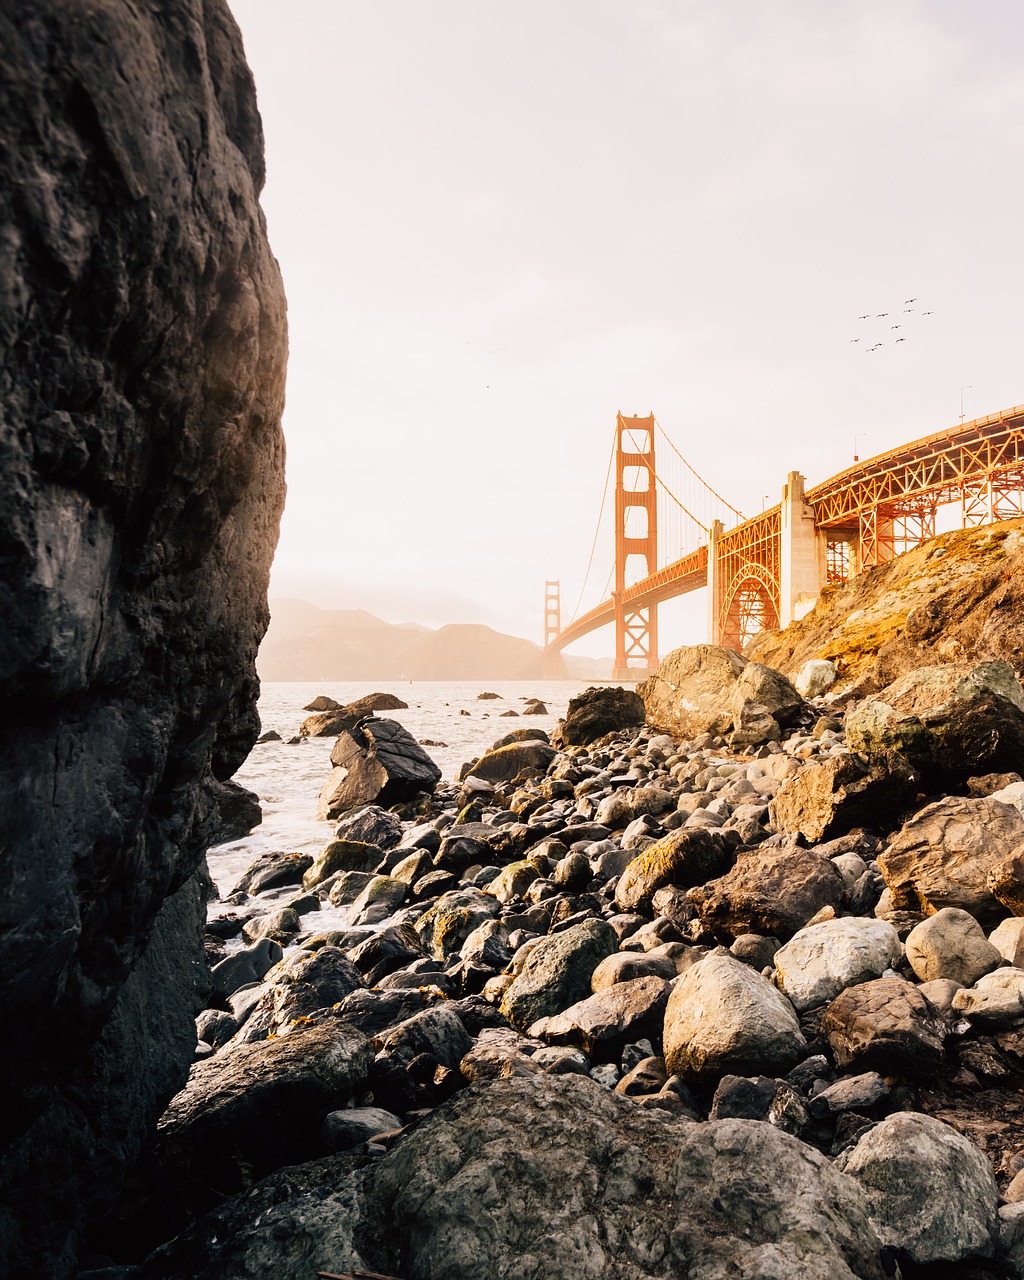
left=229, top=0, right=1024, bottom=656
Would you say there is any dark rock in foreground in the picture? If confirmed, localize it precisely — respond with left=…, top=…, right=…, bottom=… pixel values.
left=552, top=684, right=645, bottom=748
left=0, top=1, right=286, bottom=1274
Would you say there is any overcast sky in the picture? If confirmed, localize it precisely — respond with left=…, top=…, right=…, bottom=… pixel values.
left=229, top=0, right=1024, bottom=655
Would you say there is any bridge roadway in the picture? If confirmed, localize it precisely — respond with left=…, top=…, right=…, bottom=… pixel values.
left=549, top=402, right=1024, bottom=657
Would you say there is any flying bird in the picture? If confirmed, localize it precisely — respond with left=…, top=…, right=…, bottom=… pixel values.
left=896, top=338, right=907, bottom=343
left=903, top=308, right=914, bottom=313
left=891, top=324, right=901, bottom=329
left=905, top=297, right=917, bottom=303
left=850, top=338, right=861, bottom=343
left=923, top=310, right=935, bottom=315
left=858, top=314, right=871, bottom=319
left=876, top=312, right=889, bottom=317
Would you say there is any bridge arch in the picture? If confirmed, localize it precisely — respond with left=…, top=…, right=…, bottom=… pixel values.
left=720, top=565, right=780, bottom=652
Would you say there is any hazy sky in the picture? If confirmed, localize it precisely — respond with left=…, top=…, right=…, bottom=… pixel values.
left=230, top=0, right=1024, bottom=655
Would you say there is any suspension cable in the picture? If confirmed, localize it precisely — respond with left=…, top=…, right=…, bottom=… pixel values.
left=653, top=417, right=745, bottom=520
left=567, top=427, right=616, bottom=625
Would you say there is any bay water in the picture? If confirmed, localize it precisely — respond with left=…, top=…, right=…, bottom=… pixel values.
left=208, top=678, right=592, bottom=897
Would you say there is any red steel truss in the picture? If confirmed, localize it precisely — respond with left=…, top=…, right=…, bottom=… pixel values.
left=715, top=510, right=782, bottom=651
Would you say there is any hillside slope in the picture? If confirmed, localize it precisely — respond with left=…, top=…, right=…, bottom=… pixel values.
left=746, top=519, right=1024, bottom=693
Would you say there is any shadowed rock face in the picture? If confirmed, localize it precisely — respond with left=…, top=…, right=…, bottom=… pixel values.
left=0, top=1, right=286, bottom=1274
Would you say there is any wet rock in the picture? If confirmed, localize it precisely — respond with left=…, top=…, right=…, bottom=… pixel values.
left=210, top=939, right=284, bottom=1001
left=614, top=828, right=734, bottom=913
left=500, top=919, right=617, bottom=1031
left=320, top=1106, right=402, bottom=1152
left=375, top=1004, right=472, bottom=1071
left=768, top=750, right=918, bottom=844
left=303, top=839, right=382, bottom=887
left=905, top=907, right=1002, bottom=985
left=772, top=917, right=902, bottom=1012
left=347, top=925, right=427, bottom=985
left=154, top=1021, right=373, bottom=1211
left=346, top=875, right=408, bottom=927
left=462, top=740, right=558, bottom=784
left=195, top=1009, right=236, bottom=1051
left=298, top=692, right=409, bottom=738
left=416, top=888, right=501, bottom=961
left=878, top=795, right=1024, bottom=924
left=230, top=851, right=312, bottom=896
left=303, top=696, right=341, bottom=713
left=538, top=976, right=671, bottom=1062
left=230, top=947, right=366, bottom=1045
left=241, top=905, right=300, bottom=945
left=822, top=976, right=946, bottom=1074
left=663, top=953, right=806, bottom=1082
left=811, top=1071, right=889, bottom=1117
left=335, top=805, right=405, bottom=850
left=317, top=719, right=441, bottom=820
left=835, top=1111, right=999, bottom=1264
left=333, top=987, right=436, bottom=1039
left=689, top=843, right=845, bottom=942
left=551, top=685, right=645, bottom=748
left=210, top=780, right=263, bottom=843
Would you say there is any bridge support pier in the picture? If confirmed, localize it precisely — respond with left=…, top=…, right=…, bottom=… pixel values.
left=706, top=519, right=723, bottom=644
left=780, top=471, right=825, bottom=626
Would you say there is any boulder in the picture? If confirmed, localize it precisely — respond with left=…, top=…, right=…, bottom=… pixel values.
left=229, top=947, right=366, bottom=1045
left=500, top=919, right=617, bottom=1031
left=835, top=1111, right=999, bottom=1264
left=988, top=845, right=1024, bottom=916
left=316, top=719, right=441, bottom=820
left=990, top=917, right=1024, bottom=967
left=591, top=951, right=679, bottom=991
left=334, top=804, right=405, bottom=849
left=614, top=829, right=734, bottom=913
left=0, top=1, right=287, bottom=1269
left=551, top=685, right=645, bottom=748
left=415, top=889, right=500, bottom=961
left=303, top=838, right=381, bottom=887
left=663, top=953, right=806, bottom=1082
left=795, top=659, right=838, bottom=698
left=489, top=727, right=549, bottom=750
left=846, top=660, right=1024, bottom=785
left=230, top=850, right=311, bottom=895
left=209, top=779, right=263, bottom=843
left=689, top=844, right=845, bottom=941
left=303, top=695, right=342, bottom=712
left=773, top=917, right=902, bottom=1012
left=905, top=907, right=1002, bottom=985
left=821, top=976, right=946, bottom=1074
left=951, top=967, right=1024, bottom=1027
left=375, top=1004, right=472, bottom=1070
left=462, top=740, right=558, bottom=784
left=538, top=976, right=671, bottom=1062
left=144, top=1074, right=892, bottom=1280
left=730, top=661, right=805, bottom=730
left=878, top=795, right=1024, bottom=923
left=154, top=1021, right=373, bottom=1211
left=321, top=1106, right=402, bottom=1152
left=640, top=644, right=747, bottom=739
left=768, top=750, right=918, bottom=844
left=299, top=692, right=410, bottom=738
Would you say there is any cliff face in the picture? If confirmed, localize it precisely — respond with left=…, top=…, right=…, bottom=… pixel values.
left=0, top=2, right=287, bottom=1274
left=746, top=520, right=1024, bottom=695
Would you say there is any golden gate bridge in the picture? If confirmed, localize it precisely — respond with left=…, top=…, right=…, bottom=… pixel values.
left=544, top=404, right=1024, bottom=679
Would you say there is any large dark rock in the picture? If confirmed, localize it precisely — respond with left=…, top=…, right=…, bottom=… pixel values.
left=299, top=691, right=409, bottom=738
left=141, top=1074, right=893, bottom=1280
left=0, top=2, right=286, bottom=1275
left=316, top=718, right=441, bottom=819
left=153, top=1021, right=373, bottom=1217
left=551, top=685, right=645, bottom=748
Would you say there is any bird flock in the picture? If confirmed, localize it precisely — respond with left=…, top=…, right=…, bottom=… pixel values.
left=850, top=299, right=936, bottom=352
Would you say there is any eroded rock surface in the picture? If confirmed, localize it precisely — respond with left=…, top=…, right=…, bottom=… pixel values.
left=0, top=2, right=286, bottom=1274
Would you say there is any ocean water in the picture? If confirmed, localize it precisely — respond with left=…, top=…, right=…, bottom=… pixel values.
left=207, top=679, right=592, bottom=896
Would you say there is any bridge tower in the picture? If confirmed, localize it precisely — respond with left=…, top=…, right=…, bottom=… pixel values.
left=541, top=580, right=562, bottom=678
left=613, top=412, right=658, bottom=681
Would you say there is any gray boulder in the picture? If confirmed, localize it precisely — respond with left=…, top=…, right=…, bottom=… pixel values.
left=538, top=976, right=671, bottom=1062
left=551, top=685, right=645, bottom=748
left=773, top=917, right=902, bottom=1012
left=835, top=1111, right=998, bottom=1263
left=905, top=907, right=1002, bottom=985
left=321, top=1106, right=402, bottom=1152
left=640, top=644, right=747, bottom=739
left=500, top=919, right=617, bottom=1031
left=663, top=953, right=806, bottom=1082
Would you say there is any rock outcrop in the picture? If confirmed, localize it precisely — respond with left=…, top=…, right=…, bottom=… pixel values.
left=0, top=2, right=286, bottom=1274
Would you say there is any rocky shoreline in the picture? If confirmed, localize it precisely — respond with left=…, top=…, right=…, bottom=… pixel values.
left=78, top=647, right=1024, bottom=1279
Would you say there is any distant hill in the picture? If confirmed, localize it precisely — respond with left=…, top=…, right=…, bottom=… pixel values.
left=257, top=598, right=610, bottom=681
